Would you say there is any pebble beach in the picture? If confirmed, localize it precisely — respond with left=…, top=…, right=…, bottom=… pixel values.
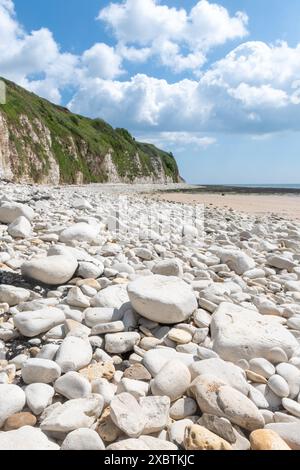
left=0, top=182, right=300, bottom=450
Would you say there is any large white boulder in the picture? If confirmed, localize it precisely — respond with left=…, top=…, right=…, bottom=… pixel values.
left=127, top=275, right=197, bottom=324
left=14, top=308, right=65, bottom=337
left=21, top=255, right=78, bottom=285
left=0, top=202, right=34, bottom=224
left=211, top=302, right=298, bottom=362
left=59, top=223, right=99, bottom=243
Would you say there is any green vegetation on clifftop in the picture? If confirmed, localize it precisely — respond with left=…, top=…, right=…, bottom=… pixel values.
left=0, top=77, right=181, bottom=184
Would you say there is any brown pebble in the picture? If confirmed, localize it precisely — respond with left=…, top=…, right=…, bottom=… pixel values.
left=29, top=347, right=40, bottom=357
left=184, top=424, right=232, bottom=450
left=123, top=363, right=152, bottom=381
left=96, top=407, right=121, bottom=443
left=250, top=429, right=291, bottom=450
left=79, top=362, right=115, bottom=382
left=4, top=412, right=37, bottom=431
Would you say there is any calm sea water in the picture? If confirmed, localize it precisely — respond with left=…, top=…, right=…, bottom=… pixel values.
left=211, top=184, right=300, bottom=190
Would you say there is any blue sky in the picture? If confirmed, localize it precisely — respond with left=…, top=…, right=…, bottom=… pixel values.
left=1, top=0, right=300, bottom=184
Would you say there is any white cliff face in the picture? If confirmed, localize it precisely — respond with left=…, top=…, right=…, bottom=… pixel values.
left=99, top=153, right=174, bottom=185
left=0, top=79, right=180, bottom=185
left=0, top=115, right=176, bottom=185
left=0, top=113, right=13, bottom=181
left=0, top=112, right=60, bottom=185
left=18, top=115, right=60, bottom=185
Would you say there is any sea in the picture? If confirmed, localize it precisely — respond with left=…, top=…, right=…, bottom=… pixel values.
left=214, top=184, right=300, bottom=190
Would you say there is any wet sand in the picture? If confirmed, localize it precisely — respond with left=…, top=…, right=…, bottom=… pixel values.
left=156, top=192, right=300, bottom=220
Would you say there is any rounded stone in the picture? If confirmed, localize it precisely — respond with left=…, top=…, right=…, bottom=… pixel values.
left=110, top=392, right=146, bottom=438
left=8, top=216, right=32, bottom=239
left=268, top=375, right=289, bottom=398
left=184, top=424, right=232, bottom=450
left=276, top=363, right=300, bottom=399
left=0, top=426, right=60, bottom=450
left=55, top=336, right=93, bottom=373
left=128, top=275, right=197, bottom=324
left=0, top=384, right=26, bottom=428
left=21, top=255, right=78, bottom=285
left=0, top=203, right=35, bottom=224
left=250, top=429, right=291, bottom=450
left=150, top=360, right=191, bottom=401
left=25, top=383, right=55, bottom=415
left=21, top=359, right=61, bottom=384
left=59, top=223, right=99, bottom=243
left=40, top=396, right=104, bottom=433
left=105, top=332, right=140, bottom=354
left=0, top=285, right=30, bottom=306
left=4, top=412, right=37, bottom=431
left=282, top=398, right=300, bottom=418
left=61, top=428, right=105, bottom=450
left=249, top=358, right=275, bottom=379
left=54, top=371, right=92, bottom=399
left=14, top=308, right=65, bottom=338
left=170, top=397, right=198, bottom=420
left=217, top=385, right=265, bottom=431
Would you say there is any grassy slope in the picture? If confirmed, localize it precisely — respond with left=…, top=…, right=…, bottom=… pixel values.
left=0, top=77, right=180, bottom=184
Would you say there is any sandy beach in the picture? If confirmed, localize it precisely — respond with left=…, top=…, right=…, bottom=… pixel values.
left=156, top=191, right=300, bottom=220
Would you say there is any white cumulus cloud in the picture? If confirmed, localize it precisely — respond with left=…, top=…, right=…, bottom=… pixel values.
left=81, top=43, right=124, bottom=79
left=98, top=0, right=248, bottom=72
left=1, top=0, right=300, bottom=148
left=137, top=132, right=216, bottom=151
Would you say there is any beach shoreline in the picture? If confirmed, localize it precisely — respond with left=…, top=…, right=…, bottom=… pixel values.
left=155, top=191, right=300, bottom=220
left=1, top=181, right=300, bottom=219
